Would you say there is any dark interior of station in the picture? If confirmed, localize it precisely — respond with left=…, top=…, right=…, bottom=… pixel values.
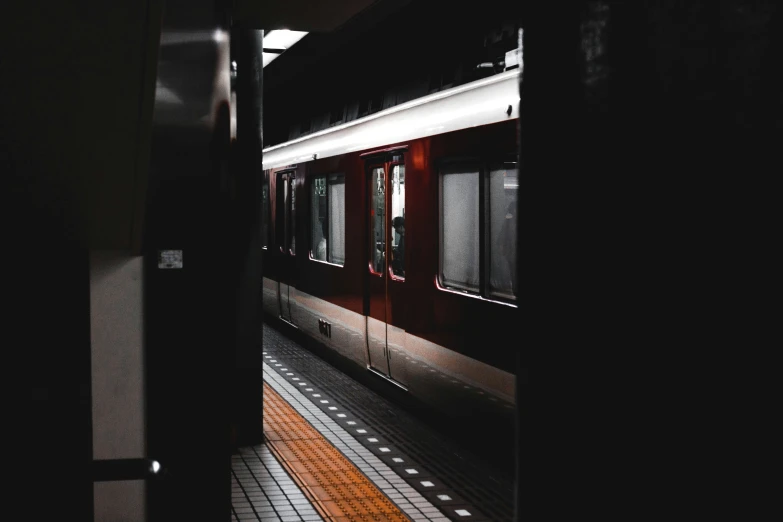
left=1, top=0, right=777, bottom=520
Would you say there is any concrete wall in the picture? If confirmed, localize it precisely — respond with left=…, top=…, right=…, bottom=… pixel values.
left=90, top=252, right=146, bottom=522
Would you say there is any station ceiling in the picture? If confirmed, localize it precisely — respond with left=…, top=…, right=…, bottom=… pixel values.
left=233, top=0, right=409, bottom=32
left=258, top=0, right=520, bottom=86
left=233, top=0, right=384, bottom=32
left=248, top=0, right=416, bottom=89
left=258, top=0, right=521, bottom=146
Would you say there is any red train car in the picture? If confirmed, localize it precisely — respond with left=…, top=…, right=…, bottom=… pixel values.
left=261, top=69, right=519, bottom=425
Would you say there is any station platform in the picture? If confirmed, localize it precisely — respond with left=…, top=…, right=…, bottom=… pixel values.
left=231, top=322, right=515, bottom=522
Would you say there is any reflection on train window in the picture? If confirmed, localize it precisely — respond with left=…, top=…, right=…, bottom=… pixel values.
left=310, top=173, right=345, bottom=266
left=261, top=170, right=269, bottom=248
left=439, top=161, right=517, bottom=302
left=369, top=166, right=385, bottom=274
left=390, top=164, right=405, bottom=278
left=489, top=165, right=517, bottom=299
left=441, top=165, right=480, bottom=292
left=288, top=174, right=296, bottom=254
left=276, top=171, right=296, bottom=255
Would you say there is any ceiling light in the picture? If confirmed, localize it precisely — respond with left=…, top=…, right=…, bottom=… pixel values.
left=263, top=29, right=308, bottom=51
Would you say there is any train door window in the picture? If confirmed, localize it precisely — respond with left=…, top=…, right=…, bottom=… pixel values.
left=369, top=166, right=385, bottom=274
left=440, top=164, right=480, bottom=292
left=390, top=164, right=405, bottom=279
left=261, top=170, right=269, bottom=249
left=311, top=177, right=327, bottom=260
left=310, top=173, right=345, bottom=266
left=289, top=173, right=296, bottom=254
left=276, top=171, right=296, bottom=255
left=488, top=164, right=518, bottom=299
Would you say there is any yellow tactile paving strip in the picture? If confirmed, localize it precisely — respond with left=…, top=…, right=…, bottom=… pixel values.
left=263, top=382, right=412, bottom=522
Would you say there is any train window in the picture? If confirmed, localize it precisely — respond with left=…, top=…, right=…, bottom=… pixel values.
left=439, top=160, right=517, bottom=302
left=369, top=166, right=385, bottom=274
left=288, top=174, right=296, bottom=254
left=328, top=174, right=346, bottom=265
left=440, top=165, right=480, bottom=292
left=312, top=177, right=327, bottom=260
left=390, top=164, right=405, bottom=278
left=276, top=171, right=296, bottom=255
left=310, top=173, right=345, bottom=266
left=488, top=165, right=518, bottom=300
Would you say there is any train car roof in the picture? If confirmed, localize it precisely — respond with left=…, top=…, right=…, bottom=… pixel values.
left=262, top=68, right=520, bottom=170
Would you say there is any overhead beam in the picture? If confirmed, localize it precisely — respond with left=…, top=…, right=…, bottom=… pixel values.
left=232, top=0, right=377, bottom=31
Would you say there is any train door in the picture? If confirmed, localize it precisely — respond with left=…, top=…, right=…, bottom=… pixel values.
left=364, top=150, right=408, bottom=388
left=275, top=170, right=297, bottom=324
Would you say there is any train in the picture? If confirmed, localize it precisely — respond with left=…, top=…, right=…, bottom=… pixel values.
left=260, top=68, right=520, bottom=434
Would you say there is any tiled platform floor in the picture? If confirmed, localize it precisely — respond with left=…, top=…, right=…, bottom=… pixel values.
left=231, top=322, right=515, bottom=521
left=231, top=444, right=323, bottom=522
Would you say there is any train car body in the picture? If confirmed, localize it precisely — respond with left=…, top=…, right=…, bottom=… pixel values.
left=261, top=69, right=520, bottom=425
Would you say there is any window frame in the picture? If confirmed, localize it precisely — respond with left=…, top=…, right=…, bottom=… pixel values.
left=437, top=156, right=518, bottom=306
left=308, top=172, right=346, bottom=267
left=364, top=150, right=407, bottom=281
left=262, top=169, right=270, bottom=250
left=275, top=169, right=297, bottom=256
left=366, top=162, right=386, bottom=278
left=388, top=160, right=406, bottom=282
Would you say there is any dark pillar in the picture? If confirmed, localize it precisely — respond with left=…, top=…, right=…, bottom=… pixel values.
left=519, top=1, right=777, bottom=518
left=142, top=1, right=233, bottom=520
left=230, top=28, right=265, bottom=447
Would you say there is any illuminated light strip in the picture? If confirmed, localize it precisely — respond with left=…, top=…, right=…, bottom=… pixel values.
left=263, top=69, right=521, bottom=169
left=263, top=382, right=412, bottom=521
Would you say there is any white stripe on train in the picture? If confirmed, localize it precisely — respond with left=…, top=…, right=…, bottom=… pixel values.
left=263, top=69, right=521, bottom=170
